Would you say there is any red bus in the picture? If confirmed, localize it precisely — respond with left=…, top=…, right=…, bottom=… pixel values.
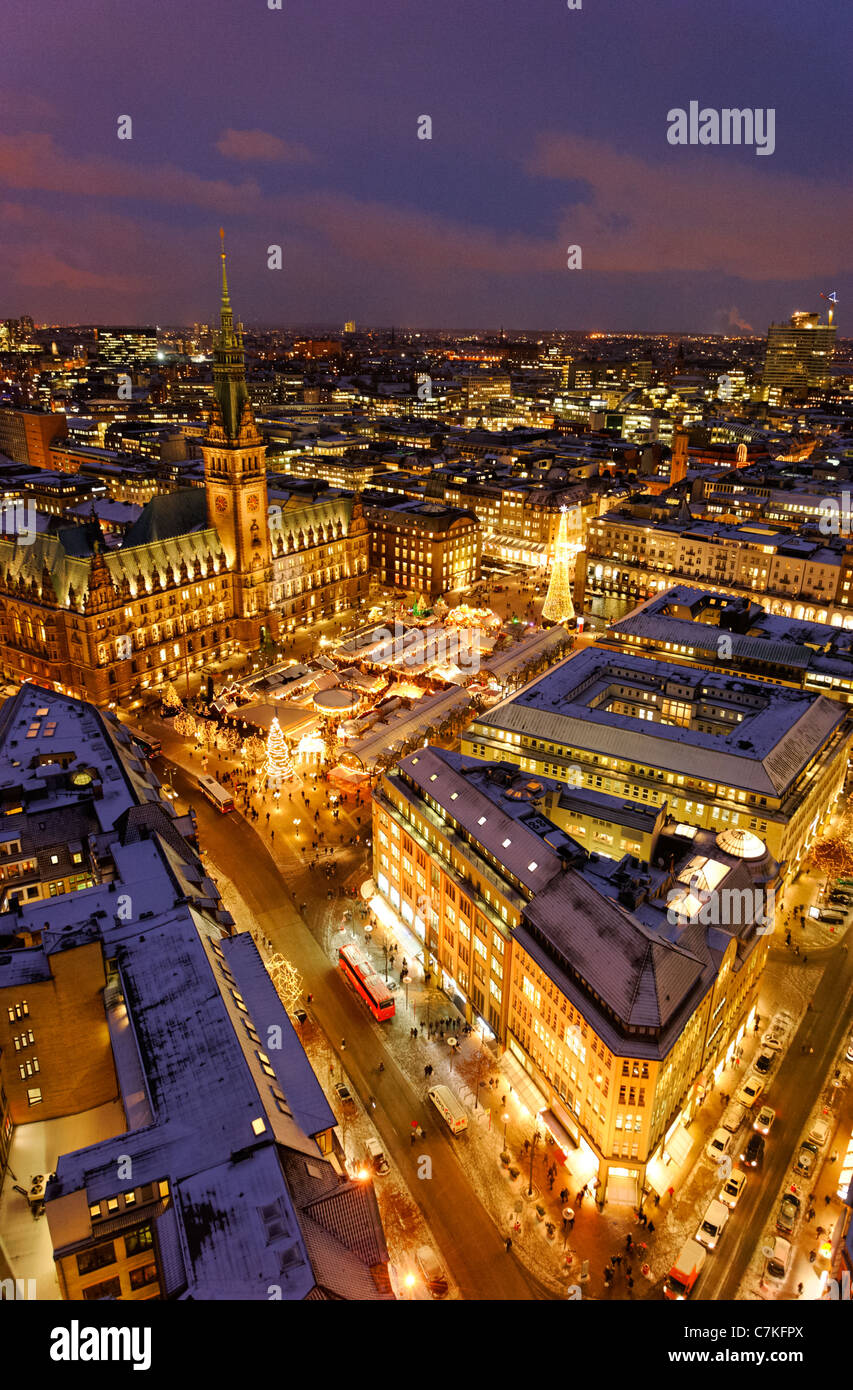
left=338, top=943, right=395, bottom=1021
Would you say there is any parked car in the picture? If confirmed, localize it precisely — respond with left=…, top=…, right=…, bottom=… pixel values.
left=795, top=1140, right=819, bottom=1177
left=706, top=1128, right=732, bottom=1162
left=719, top=1171, right=747, bottom=1210
left=762, top=1014, right=792, bottom=1051
left=808, top=1117, right=830, bottom=1147
left=735, top=1074, right=765, bottom=1108
left=415, top=1245, right=449, bottom=1298
left=364, top=1137, right=389, bottom=1175
left=754, top=1104, right=776, bottom=1136
left=776, top=1192, right=801, bottom=1235
left=742, top=1133, right=765, bottom=1168
left=764, top=1237, right=792, bottom=1285
left=334, top=1082, right=354, bottom=1106
left=828, top=891, right=851, bottom=905
left=846, top=1033, right=853, bottom=1064
left=753, top=1049, right=775, bottom=1075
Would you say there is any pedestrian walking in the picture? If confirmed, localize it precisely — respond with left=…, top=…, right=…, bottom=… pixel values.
left=613, top=1253, right=622, bottom=1267
left=341, top=1038, right=346, bottom=1050
left=505, top=1237, right=512, bottom=1252
left=647, top=1221, right=655, bottom=1235
left=796, top=1283, right=803, bottom=1297
left=625, top=1234, right=633, bottom=1251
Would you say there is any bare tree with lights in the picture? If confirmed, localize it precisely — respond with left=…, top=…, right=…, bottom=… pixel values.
left=267, top=952, right=303, bottom=1012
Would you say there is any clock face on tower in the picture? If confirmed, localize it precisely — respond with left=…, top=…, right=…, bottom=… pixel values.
left=215, top=495, right=228, bottom=513
left=247, top=495, right=259, bottom=512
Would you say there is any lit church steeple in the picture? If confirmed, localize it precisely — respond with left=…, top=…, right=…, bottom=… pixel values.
left=202, top=231, right=271, bottom=630
left=209, top=228, right=254, bottom=443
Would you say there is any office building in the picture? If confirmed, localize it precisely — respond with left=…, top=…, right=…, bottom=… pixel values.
left=580, top=505, right=850, bottom=625
left=460, top=646, right=852, bottom=874
left=0, top=408, right=68, bottom=470
left=363, top=496, right=481, bottom=598
left=373, top=745, right=776, bottom=1203
left=600, top=585, right=853, bottom=703
left=763, top=312, right=835, bottom=395
left=96, top=326, right=158, bottom=368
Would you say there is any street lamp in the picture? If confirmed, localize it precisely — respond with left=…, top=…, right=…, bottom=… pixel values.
left=502, top=1112, right=509, bottom=1147
left=401, top=972, right=411, bottom=1010
left=528, top=1122, right=541, bottom=1197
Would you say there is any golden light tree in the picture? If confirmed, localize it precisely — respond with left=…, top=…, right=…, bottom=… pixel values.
left=162, top=681, right=182, bottom=710
left=264, top=716, right=294, bottom=781
left=267, top=953, right=303, bottom=1012
left=541, top=506, right=575, bottom=624
left=173, top=710, right=197, bottom=738
left=243, top=735, right=267, bottom=769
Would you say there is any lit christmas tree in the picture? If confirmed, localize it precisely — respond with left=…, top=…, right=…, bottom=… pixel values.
left=541, top=506, right=575, bottom=624
left=264, top=716, right=294, bottom=782
left=162, top=681, right=182, bottom=711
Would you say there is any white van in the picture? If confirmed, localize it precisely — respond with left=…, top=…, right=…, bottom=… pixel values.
left=764, top=1237, right=792, bottom=1283
left=695, top=1198, right=729, bottom=1251
left=428, top=1084, right=468, bottom=1134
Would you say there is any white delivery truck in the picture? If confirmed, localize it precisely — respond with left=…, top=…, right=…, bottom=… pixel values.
left=428, top=1084, right=468, bottom=1134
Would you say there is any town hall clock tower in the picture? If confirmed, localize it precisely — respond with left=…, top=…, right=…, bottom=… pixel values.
left=202, top=231, right=272, bottom=642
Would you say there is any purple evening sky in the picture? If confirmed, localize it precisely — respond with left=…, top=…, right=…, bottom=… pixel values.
left=0, top=0, right=850, bottom=332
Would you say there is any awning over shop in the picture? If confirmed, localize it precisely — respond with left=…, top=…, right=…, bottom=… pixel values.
left=501, top=1047, right=548, bottom=1118
left=541, top=1107, right=578, bottom=1153
left=664, top=1124, right=693, bottom=1167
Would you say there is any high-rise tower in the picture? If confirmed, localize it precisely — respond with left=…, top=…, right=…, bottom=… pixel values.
left=763, top=311, right=835, bottom=396
left=203, top=231, right=271, bottom=634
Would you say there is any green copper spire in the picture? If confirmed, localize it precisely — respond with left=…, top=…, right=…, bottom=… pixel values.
left=210, top=228, right=252, bottom=441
